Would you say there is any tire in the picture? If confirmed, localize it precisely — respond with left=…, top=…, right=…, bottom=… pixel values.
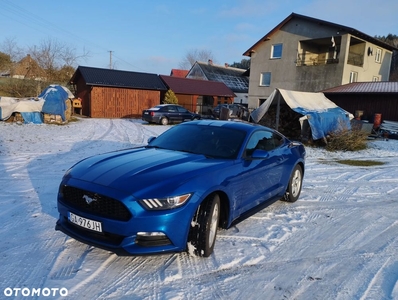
left=160, top=117, right=168, bottom=125
left=283, top=164, right=303, bottom=202
left=188, top=194, right=220, bottom=257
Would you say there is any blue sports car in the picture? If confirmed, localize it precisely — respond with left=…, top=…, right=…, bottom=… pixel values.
left=56, top=120, right=305, bottom=257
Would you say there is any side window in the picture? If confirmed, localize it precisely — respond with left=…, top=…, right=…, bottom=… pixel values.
left=349, top=71, right=358, bottom=83
left=177, top=106, right=188, bottom=113
left=375, top=48, right=382, bottom=63
left=271, top=44, right=283, bottom=59
left=260, top=72, right=271, bottom=86
left=167, top=106, right=177, bottom=112
left=245, top=130, right=284, bottom=156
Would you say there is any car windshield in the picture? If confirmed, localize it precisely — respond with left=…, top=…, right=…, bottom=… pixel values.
left=148, top=123, right=246, bottom=159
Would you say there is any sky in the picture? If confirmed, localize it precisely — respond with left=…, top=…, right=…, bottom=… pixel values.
left=1, top=0, right=397, bottom=75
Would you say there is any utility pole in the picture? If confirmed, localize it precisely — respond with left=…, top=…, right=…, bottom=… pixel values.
left=108, top=50, right=113, bottom=69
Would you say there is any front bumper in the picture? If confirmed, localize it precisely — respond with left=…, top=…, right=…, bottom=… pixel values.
left=56, top=192, right=197, bottom=256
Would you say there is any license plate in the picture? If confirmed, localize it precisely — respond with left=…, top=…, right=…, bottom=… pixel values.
left=68, top=212, right=102, bottom=233
left=144, top=112, right=148, bottom=114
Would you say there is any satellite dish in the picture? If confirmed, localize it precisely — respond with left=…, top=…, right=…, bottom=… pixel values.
left=368, top=47, right=373, bottom=56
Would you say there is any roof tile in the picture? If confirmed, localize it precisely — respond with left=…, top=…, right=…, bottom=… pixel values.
left=70, top=66, right=167, bottom=91
left=322, top=82, right=398, bottom=93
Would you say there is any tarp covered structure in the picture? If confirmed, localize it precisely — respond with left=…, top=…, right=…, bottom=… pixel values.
left=250, top=89, right=354, bottom=140
left=0, top=85, right=73, bottom=123
left=39, top=85, right=73, bottom=121
left=0, top=97, right=45, bottom=123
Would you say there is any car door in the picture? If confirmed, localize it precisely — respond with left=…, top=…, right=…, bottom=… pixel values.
left=235, top=130, right=287, bottom=215
left=166, top=105, right=180, bottom=122
left=176, top=106, right=192, bottom=121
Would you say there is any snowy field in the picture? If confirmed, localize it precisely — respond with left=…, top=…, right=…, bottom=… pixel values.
left=0, top=118, right=397, bottom=300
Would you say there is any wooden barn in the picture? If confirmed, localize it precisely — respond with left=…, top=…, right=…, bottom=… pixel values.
left=322, top=81, right=398, bottom=122
left=70, top=66, right=167, bottom=118
left=159, top=75, right=235, bottom=115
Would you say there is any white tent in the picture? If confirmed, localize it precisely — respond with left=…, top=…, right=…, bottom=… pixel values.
left=250, top=89, right=354, bottom=140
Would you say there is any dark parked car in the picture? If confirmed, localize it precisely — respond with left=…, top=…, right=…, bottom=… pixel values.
left=212, top=103, right=249, bottom=120
left=56, top=120, right=305, bottom=257
left=212, top=104, right=230, bottom=118
left=142, top=104, right=200, bottom=125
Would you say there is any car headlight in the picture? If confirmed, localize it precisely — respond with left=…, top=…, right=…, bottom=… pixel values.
left=138, top=193, right=192, bottom=210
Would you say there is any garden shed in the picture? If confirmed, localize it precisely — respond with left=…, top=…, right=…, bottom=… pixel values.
left=322, top=81, right=398, bottom=122
left=159, top=75, right=235, bottom=115
left=70, top=66, right=167, bottom=118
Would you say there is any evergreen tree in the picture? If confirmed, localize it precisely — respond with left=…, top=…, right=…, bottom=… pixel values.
left=164, top=89, right=178, bottom=104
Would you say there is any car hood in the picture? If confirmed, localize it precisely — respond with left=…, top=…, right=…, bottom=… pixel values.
left=66, top=147, right=231, bottom=196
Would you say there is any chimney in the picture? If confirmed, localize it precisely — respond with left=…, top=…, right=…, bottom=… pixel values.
left=208, top=59, right=213, bottom=65
left=225, top=63, right=229, bottom=68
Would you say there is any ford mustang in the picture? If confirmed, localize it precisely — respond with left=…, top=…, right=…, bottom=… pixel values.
left=56, top=120, right=305, bottom=257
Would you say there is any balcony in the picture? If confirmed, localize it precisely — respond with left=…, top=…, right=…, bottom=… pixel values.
left=347, top=52, right=364, bottom=67
left=296, top=57, right=339, bottom=66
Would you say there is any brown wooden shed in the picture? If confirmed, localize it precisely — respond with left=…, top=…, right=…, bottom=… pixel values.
left=322, top=81, right=398, bottom=122
left=70, top=66, right=167, bottom=118
left=159, top=75, right=236, bottom=115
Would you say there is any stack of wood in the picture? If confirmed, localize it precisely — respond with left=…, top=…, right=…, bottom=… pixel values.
left=258, top=104, right=303, bottom=140
left=43, top=99, right=72, bottom=124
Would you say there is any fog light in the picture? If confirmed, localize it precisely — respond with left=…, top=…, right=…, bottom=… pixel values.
left=135, top=232, right=171, bottom=247
left=137, top=232, right=165, bottom=237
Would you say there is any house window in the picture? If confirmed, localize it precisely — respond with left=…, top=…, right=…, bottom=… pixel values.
left=375, top=48, right=382, bottom=63
left=372, top=76, right=379, bottom=81
left=271, top=44, right=283, bottom=59
left=349, top=71, right=358, bottom=83
left=260, top=72, right=271, bottom=86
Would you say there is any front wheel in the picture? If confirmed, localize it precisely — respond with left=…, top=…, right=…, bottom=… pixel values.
left=283, top=164, right=303, bottom=202
left=188, top=194, right=220, bottom=257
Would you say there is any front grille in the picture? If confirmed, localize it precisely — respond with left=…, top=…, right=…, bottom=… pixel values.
left=60, top=185, right=132, bottom=221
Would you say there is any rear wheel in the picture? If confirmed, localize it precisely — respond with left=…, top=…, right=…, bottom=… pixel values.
left=283, top=164, right=303, bottom=202
left=160, top=117, right=169, bottom=125
left=188, top=194, right=220, bottom=257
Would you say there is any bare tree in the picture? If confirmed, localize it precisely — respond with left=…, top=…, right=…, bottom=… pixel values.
left=0, top=37, right=90, bottom=97
left=1, top=37, right=24, bottom=62
left=28, top=38, right=89, bottom=81
left=179, top=49, right=215, bottom=70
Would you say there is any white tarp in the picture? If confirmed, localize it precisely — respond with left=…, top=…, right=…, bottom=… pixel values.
left=250, top=88, right=354, bottom=140
left=0, top=85, right=74, bottom=122
left=0, top=97, right=45, bottom=120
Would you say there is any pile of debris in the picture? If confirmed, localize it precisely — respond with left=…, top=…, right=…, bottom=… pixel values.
left=258, top=104, right=303, bottom=140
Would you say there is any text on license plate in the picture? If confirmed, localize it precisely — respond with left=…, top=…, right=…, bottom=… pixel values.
left=68, top=212, right=102, bottom=232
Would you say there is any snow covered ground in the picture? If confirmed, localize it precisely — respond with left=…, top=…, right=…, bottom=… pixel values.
left=0, top=118, right=397, bottom=300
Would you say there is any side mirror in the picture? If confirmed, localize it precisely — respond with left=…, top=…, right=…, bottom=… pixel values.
left=251, top=149, right=270, bottom=159
left=147, top=136, right=156, bottom=144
